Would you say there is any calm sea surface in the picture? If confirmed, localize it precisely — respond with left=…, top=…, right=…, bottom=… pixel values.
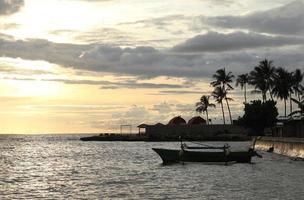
left=0, top=135, right=303, bottom=200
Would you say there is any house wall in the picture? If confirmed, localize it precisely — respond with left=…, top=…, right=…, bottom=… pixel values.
left=145, top=124, right=249, bottom=140
left=273, top=120, right=304, bottom=138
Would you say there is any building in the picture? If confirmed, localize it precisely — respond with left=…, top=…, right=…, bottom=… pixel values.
left=272, top=116, right=304, bottom=138
left=138, top=116, right=248, bottom=141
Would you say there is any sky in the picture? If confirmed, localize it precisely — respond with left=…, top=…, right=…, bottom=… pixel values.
left=0, top=0, right=303, bottom=134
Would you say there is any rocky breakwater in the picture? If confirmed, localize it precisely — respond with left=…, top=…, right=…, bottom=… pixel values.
left=80, top=133, right=148, bottom=141
left=255, top=137, right=304, bottom=158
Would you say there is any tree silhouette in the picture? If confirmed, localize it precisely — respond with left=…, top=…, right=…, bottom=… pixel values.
left=292, top=69, right=304, bottom=101
left=211, top=68, right=234, bottom=124
left=272, top=67, right=293, bottom=116
left=212, top=86, right=227, bottom=124
left=196, top=95, right=216, bottom=125
left=249, top=59, right=275, bottom=102
left=290, top=97, right=304, bottom=117
left=236, top=73, right=249, bottom=104
left=236, top=100, right=278, bottom=135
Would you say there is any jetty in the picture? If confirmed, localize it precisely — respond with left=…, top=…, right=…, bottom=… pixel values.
left=80, top=133, right=147, bottom=141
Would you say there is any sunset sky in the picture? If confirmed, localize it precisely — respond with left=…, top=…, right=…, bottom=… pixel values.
left=0, top=0, right=303, bottom=133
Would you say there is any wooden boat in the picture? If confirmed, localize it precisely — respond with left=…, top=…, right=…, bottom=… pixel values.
left=152, top=143, right=261, bottom=164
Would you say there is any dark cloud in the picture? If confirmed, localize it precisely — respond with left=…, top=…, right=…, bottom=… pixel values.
left=203, top=0, right=304, bottom=35
left=0, top=0, right=24, bottom=15
left=2, top=77, right=186, bottom=89
left=171, top=31, right=304, bottom=52
left=1, top=32, right=304, bottom=79
left=0, top=37, right=214, bottom=78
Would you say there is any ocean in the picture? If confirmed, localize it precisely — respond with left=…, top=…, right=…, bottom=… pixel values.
left=0, top=134, right=303, bottom=199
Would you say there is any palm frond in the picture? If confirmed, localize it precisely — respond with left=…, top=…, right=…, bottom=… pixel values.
left=251, top=90, right=261, bottom=94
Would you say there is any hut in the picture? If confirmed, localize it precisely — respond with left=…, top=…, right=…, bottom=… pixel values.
left=168, top=116, right=186, bottom=125
left=188, top=116, right=206, bottom=125
left=137, top=123, right=147, bottom=134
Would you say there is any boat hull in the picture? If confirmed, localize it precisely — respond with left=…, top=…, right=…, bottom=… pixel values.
left=152, top=148, right=255, bottom=164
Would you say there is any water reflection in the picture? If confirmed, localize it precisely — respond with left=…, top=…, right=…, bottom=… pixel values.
left=0, top=135, right=303, bottom=199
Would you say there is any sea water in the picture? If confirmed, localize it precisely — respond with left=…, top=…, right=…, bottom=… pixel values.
left=0, top=135, right=303, bottom=199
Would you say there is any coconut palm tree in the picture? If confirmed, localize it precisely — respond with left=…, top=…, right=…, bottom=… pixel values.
left=211, top=68, right=234, bottom=90
left=290, top=97, right=304, bottom=117
left=236, top=73, right=249, bottom=104
left=211, top=86, right=227, bottom=124
left=292, top=69, right=304, bottom=101
left=249, top=59, right=276, bottom=102
left=195, top=95, right=216, bottom=125
left=291, top=70, right=304, bottom=114
left=272, top=67, right=293, bottom=116
left=211, top=68, right=234, bottom=124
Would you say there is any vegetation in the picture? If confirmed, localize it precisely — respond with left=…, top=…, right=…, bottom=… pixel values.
left=271, top=67, right=293, bottom=116
left=290, top=97, right=304, bottom=117
left=195, top=95, right=215, bottom=125
left=236, top=100, right=278, bottom=135
left=211, top=68, right=234, bottom=124
left=236, top=73, right=249, bottom=104
left=211, top=87, right=226, bottom=124
left=195, top=59, right=303, bottom=126
left=249, top=59, right=275, bottom=102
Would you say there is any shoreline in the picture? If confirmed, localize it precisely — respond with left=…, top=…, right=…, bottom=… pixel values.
left=255, top=137, right=304, bottom=158
left=80, top=133, right=250, bottom=142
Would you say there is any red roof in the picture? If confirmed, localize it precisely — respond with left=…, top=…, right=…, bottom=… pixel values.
left=168, top=116, right=186, bottom=125
left=188, top=116, right=206, bottom=125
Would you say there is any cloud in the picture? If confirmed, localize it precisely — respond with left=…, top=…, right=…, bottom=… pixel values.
left=1, top=32, right=304, bottom=80
left=0, top=0, right=24, bottom=15
left=0, top=37, right=214, bottom=78
left=0, top=23, right=19, bottom=29
left=203, top=0, right=304, bottom=35
left=0, top=66, right=54, bottom=75
left=49, top=27, right=136, bottom=45
left=151, top=90, right=211, bottom=95
left=0, top=96, right=32, bottom=103
left=26, top=104, right=126, bottom=113
left=152, top=102, right=173, bottom=114
left=2, top=76, right=186, bottom=89
left=171, top=31, right=304, bottom=52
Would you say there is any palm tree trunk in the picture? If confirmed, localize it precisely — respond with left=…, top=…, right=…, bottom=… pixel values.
left=220, top=102, right=226, bottom=125
left=269, top=89, right=273, bottom=101
left=262, top=92, right=266, bottom=103
left=284, top=99, right=287, bottom=117
left=267, top=79, right=273, bottom=101
left=206, top=109, right=209, bottom=125
left=225, top=98, right=233, bottom=124
left=289, top=92, right=292, bottom=116
left=244, top=84, right=247, bottom=104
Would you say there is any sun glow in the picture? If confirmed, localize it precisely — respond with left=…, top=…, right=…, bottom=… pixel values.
left=0, top=57, right=55, bottom=71
left=12, top=80, right=60, bottom=97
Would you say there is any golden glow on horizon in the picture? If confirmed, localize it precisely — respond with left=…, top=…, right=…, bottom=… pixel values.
left=13, top=80, right=60, bottom=97
left=0, top=0, right=293, bottom=134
